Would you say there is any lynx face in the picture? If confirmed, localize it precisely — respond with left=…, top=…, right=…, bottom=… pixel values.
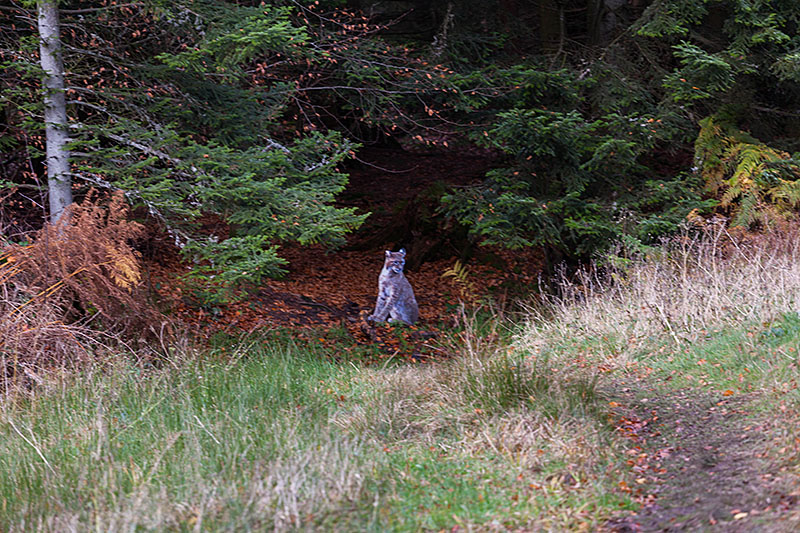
left=384, top=249, right=406, bottom=274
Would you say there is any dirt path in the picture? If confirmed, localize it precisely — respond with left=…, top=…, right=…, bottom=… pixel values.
left=607, top=384, right=798, bottom=532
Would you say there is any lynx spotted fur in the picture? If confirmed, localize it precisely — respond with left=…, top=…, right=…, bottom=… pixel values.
left=368, top=248, right=419, bottom=325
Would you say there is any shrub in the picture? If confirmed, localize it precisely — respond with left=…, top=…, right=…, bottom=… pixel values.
left=0, top=191, right=164, bottom=381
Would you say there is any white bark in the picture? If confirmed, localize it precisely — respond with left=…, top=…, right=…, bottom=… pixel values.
left=38, top=0, right=73, bottom=224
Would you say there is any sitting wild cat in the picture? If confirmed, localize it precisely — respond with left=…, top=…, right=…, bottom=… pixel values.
left=368, top=248, right=419, bottom=325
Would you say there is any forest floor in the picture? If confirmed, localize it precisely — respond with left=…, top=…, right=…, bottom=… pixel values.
left=146, top=146, right=545, bottom=360
left=141, top=147, right=800, bottom=531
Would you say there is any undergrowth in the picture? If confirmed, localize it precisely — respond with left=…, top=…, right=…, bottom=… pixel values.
left=520, top=223, right=800, bottom=399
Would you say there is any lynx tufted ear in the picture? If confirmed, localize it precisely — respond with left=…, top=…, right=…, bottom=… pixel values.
left=398, top=248, right=406, bottom=256
left=385, top=250, right=392, bottom=257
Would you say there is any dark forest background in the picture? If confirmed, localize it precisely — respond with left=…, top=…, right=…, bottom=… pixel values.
left=2, top=0, right=800, bottom=291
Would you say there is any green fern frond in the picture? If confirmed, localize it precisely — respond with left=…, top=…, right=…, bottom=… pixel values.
left=732, top=191, right=759, bottom=227
left=768, top=178, right=800, bottom=212
left=442, top=260, right=478, bottom=303
left=696, top=115, right=800, bottom=227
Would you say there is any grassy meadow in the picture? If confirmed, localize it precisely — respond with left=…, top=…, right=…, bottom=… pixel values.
left=0, top=325, right=625, bottom=531
left=2, top=226, right=800, bottom=531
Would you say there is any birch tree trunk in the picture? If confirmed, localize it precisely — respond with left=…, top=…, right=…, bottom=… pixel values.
left=38, top=0, right=72, bottom=224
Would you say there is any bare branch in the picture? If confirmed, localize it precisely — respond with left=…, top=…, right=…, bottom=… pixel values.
left=60, top=3, right=142, bottom=15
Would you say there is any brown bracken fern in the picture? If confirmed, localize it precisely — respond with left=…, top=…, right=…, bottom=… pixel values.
left=0, top=191, right=164, bottom=385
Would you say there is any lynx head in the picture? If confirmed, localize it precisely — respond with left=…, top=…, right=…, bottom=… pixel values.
left=384, top=248, right=407, bottom=274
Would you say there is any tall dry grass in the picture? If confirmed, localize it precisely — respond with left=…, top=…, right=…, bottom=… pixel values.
left=518, top=223, right=800, bottom=362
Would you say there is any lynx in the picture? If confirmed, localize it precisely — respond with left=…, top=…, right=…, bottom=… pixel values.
left=368, top=248, right=419, bottom=325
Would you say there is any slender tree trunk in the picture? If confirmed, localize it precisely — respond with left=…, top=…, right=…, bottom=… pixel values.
left=538, top=0, right=564, bottom=55
left=587, top=0, right=627, bottom=47
left=587, top=0, right=603, bottom=46
left=38, top=0, right=72, bottom=224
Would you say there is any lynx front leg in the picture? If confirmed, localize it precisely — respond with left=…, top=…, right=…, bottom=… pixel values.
left=368, top=292, right=391, bottom=323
